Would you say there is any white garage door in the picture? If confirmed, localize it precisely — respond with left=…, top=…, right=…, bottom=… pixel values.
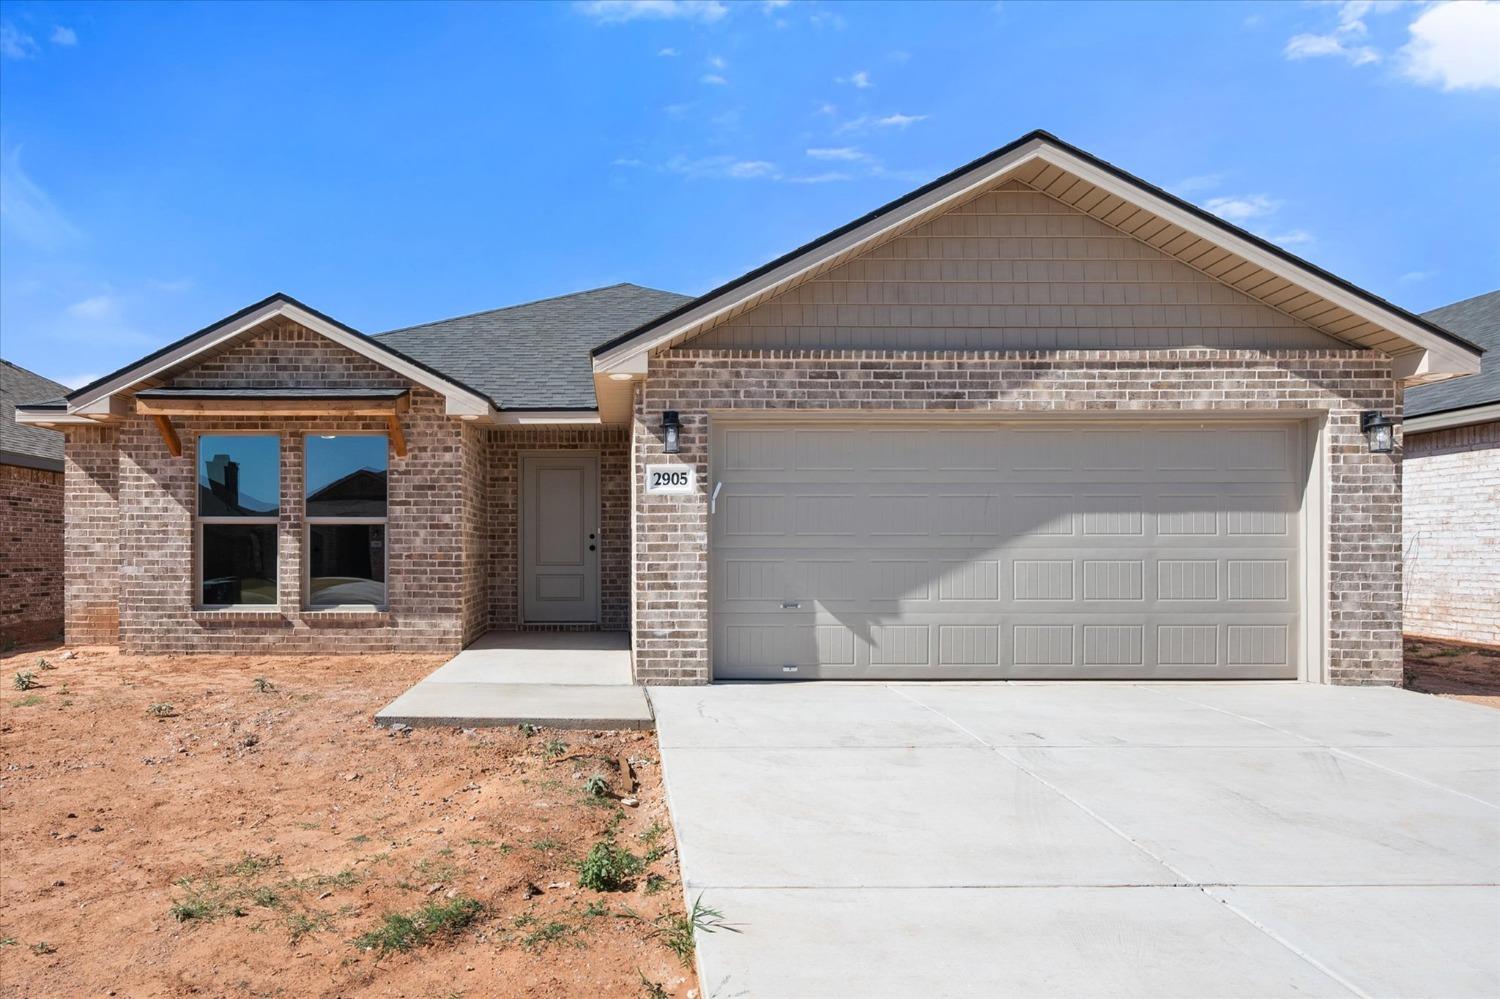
left=710, top=420, right=1306, bottom=680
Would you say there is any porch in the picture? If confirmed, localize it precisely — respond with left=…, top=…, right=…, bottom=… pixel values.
left=374, top=631, right=652, bottom=730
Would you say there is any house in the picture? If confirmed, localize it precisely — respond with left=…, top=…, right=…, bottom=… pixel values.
left=1402, top=290, right=1499, bottom=647
left=1, top=360, right=71, bottom=645
left=15, top=131, right=1485, bottom=684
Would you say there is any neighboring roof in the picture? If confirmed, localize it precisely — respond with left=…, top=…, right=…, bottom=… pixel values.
left=592, top=129, right=1482, bottom=379
left=1, top=359, right=70, bottom=470
left=1405, top=290, right=1500, bottom=419
left=375, top=283, right=691, bottom=410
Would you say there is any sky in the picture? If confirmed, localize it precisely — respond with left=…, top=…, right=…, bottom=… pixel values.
left=1, top=0, right=1497, bottom=390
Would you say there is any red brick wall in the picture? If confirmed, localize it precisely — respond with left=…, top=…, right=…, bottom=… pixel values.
left=635, top=348, right=1402, bottom=686
left=486, top=426, right=631, bottom=632
left=0, top=463, right=65, bottom=645
left=1402, top=421, right=1499, bottom=646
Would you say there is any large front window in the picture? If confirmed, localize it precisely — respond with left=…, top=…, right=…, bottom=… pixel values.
left=305, top=434, right=388, bottom=607
left=198, top=434, right=280, bottom=606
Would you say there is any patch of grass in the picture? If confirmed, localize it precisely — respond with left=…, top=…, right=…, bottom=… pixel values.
left=146, top=703, right=176, bottom=718
left=29, top=941, right=56, bottom=956
left=517, top=722, right=539, bottom=737
left=644, top=873, right=668, bottom=896
left=530, top=837, right=563, bottom=854
left=351, top=895, right=483, bottom=955
left=348, top=834, right=371, bottom=845
left=13, top=671, right=38, bottom=691
left=227, top=853, right=281, bottom=878
left=253, top=677, right=277, bottom=693
left=540, top=737, right=567, bottom=759
left=0, top=937, right=16, bottom=947
left=412, top=857, right=462, bottom=883
left=582, top=773, right=611, bottom=798
left=519, top=920, right=573, bottom=951
left=36, top=657, right=56, bottom=670
left=170, top=884, right=234, bottom=923
left=577, top=839, right=642, bottom=892
left=583, top=899, right=609, bottom=918
left=248, top=886, right=282, bottom=909
left=13, top=694, right=42, bottom=707
left=286, top=911, right=332, bottom=944
left=656, top=894, right=737, bottom=966
left=638, top=971, right=669, bottom=999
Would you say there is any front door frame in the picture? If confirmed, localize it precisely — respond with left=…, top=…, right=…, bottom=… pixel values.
left=520, top=450, right=602, bottom=625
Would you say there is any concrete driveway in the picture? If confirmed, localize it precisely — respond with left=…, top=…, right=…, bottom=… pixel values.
left=648, top=682, right=1500, bottom=998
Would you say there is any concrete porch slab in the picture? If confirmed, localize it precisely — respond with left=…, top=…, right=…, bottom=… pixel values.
left=374, top=631, right=651, bottom=730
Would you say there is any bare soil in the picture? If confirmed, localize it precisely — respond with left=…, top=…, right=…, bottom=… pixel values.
left=1404, top=635, right=1500, bottom=709
left=0, top=644, right=698, bottom=998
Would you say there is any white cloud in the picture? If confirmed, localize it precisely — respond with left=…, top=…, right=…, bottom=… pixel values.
left=1203, top=193, right=1281, bottom=224
left=700, top=73, right=727, bottom=85
left=67, top=294, right=120, bottom=320
left=1173, top=172, right=1227, bottom=194
left=1399, top=269, right=1438, bottom=283
left=807, top=146, right=869, bottom=161
left=1283, top=0, right=1384, bottom=66
left=0, top=147, right=83, bottom=249
left=50, top=25, right=77, bottom=46
left=839, top=69, right=872, bottom=88
left=625, top=153, right=854, bottom=185
left=816, top=101, right=838, bottom=115
left=1268, top=229, right=1315, bottom=247
left=725, top=159, right=777, bottom=179
left=1, top=21, right=37, bottom=59
left=786, top=171, right=852, bottom=184
left=761, top=0, right=791, bottom=9
left=876, top=112, right=926, bottom=127
left=657, top=46, right=679, bottom=56
left=1400, top=1, right=1500, bottom=90
left=575, top=0, right=728, bottom=24
left=707, top=54, right=727, bottom=69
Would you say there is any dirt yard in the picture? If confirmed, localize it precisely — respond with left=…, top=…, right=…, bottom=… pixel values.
left=1404, top=635, right=1500, bottom=709
left=0, top=644, right=701, bottom=998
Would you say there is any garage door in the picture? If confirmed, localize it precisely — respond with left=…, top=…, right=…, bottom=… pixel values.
left=710, top=420, right=1305, bottom=680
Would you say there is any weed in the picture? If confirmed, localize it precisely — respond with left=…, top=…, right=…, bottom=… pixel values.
left=638, top=971, right=669, bottom=999
left=540, top=737, right=567, bottom=759
left=583, top=899, right=609, bottom=918
left=519, top=920, right=573, bottom=951
left=351, top=895, right=483, bottom=955
left=582, top=774, right=611, bottom=798
left=286, top=911, right=332, bottom=944
left=517, top=722, right=538, bottom=737
left=348, top=834, right=371, bottom=845
left=146, top=703, right=176, bottom=718
left=637, top=821, right=667, bottom=847
left=13, top=671, right=38, bottom=691
left=249, top=886, right=281, bottom=909
left=656, top=895, right=737, bottom=966
left=170, top=892, right=225, bottom=923
left=463, top=837, right=496, bottom=848
left=253, top=677, right=277, bottom=693
left=530, top=837, right=563, bottom=854
left=577, top=839, right=642, bottom=892
left=228, top=853, right=281, bottom=878
left=644, top=873, right=668, bottom=896
left=412, top=857, right=462, bottom=882
left=13, top=695, right=42, bottom=707
left=0, top=937, right=15, bottom=947
left=36, top=657, right=55, bottom=671
left=30, top=942, right=56, bottom=956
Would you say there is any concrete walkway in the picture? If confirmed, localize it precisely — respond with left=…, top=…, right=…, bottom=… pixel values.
left=649, top=681, right=1500, bottom=998
left=375, top=631, right=652, bottom=729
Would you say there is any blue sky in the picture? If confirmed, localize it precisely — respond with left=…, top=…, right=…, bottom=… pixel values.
left=2, top=0, right=1497, bottom=389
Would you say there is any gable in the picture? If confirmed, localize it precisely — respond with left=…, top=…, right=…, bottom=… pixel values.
left=687, top=181, right=1347, bottom=353
left=170, top=319, right=413, bottom=392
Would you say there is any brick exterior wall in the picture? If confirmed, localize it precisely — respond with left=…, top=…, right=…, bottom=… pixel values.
left=0, top=463, right=65, bottom=644
left=64, top=320, right=481, bottom=654
left=1402, top=420, right=1500, bottom=646
left=634, top=348, right=1402, bottom=686
left=63, top=426, right=120, bottom=645
left=486, top=426, right=631, bottom=631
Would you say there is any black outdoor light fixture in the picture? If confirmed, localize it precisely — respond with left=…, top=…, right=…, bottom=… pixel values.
left=661, top=410, right=682, bottom=454
left=1361, top=410, right=1396, bottom=454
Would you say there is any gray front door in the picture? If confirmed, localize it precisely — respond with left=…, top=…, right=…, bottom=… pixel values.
left=521, top=453, right=600, bottom=624
left=710, top=420, right=1306, bottom=680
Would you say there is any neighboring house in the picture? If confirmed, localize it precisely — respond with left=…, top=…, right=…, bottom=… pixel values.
left=1, top=360, right=70, bottom=645
left=1402, top=290, right=1499, bottom=647
left=15, top=131, right=1485, bottom=685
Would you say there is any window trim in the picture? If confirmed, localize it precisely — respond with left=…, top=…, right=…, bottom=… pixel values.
left=303, top=432, right=390, bottom=611
left=195, top=431, right=282, bottom=610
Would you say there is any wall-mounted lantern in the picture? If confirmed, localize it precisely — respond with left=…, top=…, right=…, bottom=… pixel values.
left=1360, top=410, right=1395, bottom=454
left=661, top=410, right=682, bottom=454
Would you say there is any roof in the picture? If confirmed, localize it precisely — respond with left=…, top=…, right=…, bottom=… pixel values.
left=134, top=387, right=409, bottom=400
left=375, top=283, right=691, bottom=410
left=592, top=129, right=1483, bottom=379
left=1406, top=290, right=1500, bottom=419
left=1, top=359, right=70, bottom=470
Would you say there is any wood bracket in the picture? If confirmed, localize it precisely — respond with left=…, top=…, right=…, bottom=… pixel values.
left=386, top=413, right=408, bottom=457
left=153, top=414, right=183, bottom=457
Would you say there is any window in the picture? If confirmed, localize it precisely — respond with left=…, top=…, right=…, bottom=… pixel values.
left=197, top=434, right=280, bottom=606
left=305, top=434, right=388, bottom=607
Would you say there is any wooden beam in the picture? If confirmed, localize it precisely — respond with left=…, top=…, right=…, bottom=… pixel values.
left=135, top=397, right=403, bottom=418
left=153, top=414, right=182, bottom=457
left=386, top=414, right=407, bottom=457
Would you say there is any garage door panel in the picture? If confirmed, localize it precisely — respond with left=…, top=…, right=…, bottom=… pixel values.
left=711, top=420, right=1304, bottom=680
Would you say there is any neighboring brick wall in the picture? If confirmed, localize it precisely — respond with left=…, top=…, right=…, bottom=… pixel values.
left=1402, top=420, right=1500, bottom=646
left=634, top=348, right=1401, bottom=686
left=63, top=426, right=120, bottom=645
left=105, top=320, right=477, bottom=654
left=486, top=426, right=630, bottom=631
left=0, top=463, right=65, bottom=644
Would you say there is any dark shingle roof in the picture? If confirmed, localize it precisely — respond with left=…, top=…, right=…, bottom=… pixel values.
left=1, top=360, right=70, bottom=469
left=1407, top=290, right=1500, bottom=418
left=375, top=284, right=692, bottom=410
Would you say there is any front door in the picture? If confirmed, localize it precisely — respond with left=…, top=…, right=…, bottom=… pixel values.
left=521, top=453, right=600, bottom=623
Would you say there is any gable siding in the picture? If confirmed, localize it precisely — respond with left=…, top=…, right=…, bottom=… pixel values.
left=689, top=181, right=1345, bottom=353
